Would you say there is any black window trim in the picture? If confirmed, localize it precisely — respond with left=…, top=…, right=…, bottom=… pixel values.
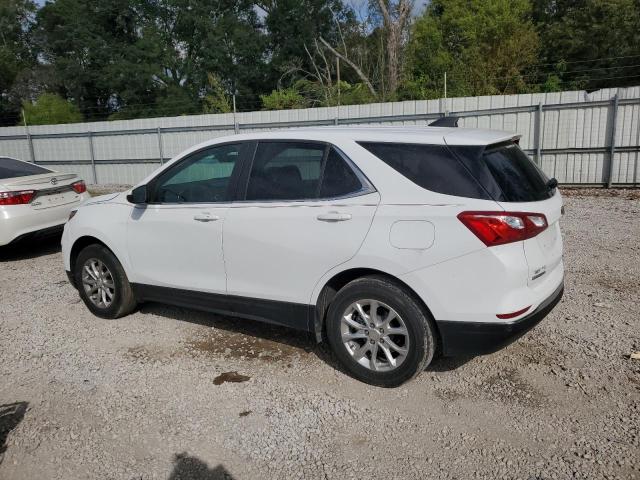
left=144, top=140, right=251, bottom=205
left=235, top=139, right=377, bottom=204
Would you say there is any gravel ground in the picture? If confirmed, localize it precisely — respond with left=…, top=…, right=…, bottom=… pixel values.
left=1, top=192, right=639, bottom=480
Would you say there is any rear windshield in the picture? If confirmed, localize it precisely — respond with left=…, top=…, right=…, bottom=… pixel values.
left=0, top=157, right=51, bottom=179
left=481, top=143, right=552, bottom=202
left=358, top=142, right=490, bottom=199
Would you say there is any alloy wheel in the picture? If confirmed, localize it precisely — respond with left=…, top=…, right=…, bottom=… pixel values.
left=340, top=299, right=410, bottom=372
left=81, top=258, right=115, bottom=309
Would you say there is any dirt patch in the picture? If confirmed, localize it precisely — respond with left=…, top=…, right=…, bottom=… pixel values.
left=213, top=372, right=250, bottom=385
left=187, top=330, right=308, bottom=362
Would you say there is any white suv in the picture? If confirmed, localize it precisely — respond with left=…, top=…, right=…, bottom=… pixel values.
left=62, top=126, right=564, bottom=387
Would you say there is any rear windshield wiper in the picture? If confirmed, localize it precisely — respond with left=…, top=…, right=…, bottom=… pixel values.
left=546, top=178, right=558, bottom=191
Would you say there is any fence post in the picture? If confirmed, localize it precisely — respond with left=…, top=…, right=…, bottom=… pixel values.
left=535, top=102, right=543, bottom=165
left=606, top=94, right=619, bottom=188
left=26, top=131, right=36, bottom=164
left=157, top=127, right=164, bottom=165
left=88, top=131, right=98, bottom=184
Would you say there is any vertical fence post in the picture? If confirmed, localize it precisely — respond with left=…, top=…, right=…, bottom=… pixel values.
left=88, top=131, right=98, bottom=185
left=535, top=102, right=543, bottom=166
left=233, top=94, right=239, bottom=134
left=26, top=131, right=36, bottom=164
left=22, top=110, right=36, bottom=164
left=606, top=94, right=619, bottom=188
left=157, top=127, right=164, bottom=165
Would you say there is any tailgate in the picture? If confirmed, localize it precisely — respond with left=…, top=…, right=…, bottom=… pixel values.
left=498, top=191, right=563, bottom=285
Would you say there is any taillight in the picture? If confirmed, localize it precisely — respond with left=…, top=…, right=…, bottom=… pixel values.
left=72, top=180, right=87, bottom=194
left=0, top=190, right=36, bottom=205
left=458, top=211, right=548, bottom=247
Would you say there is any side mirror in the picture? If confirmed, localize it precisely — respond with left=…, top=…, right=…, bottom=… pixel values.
left=127, top=185, right=148, bottom=204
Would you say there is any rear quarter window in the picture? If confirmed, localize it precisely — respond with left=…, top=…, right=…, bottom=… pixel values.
left=481, top=143, right=552, bottom=202
left=358, top=142, right=490, bottom=200
left=0, top=157, right=51, bottom=179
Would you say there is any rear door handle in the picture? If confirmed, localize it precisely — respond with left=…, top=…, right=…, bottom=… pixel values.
left=193, top=213, right=220, bottom=222
left=316, top=212, right=352, bottom=222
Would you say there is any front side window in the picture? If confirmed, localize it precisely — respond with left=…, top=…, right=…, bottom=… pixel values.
left=0, top=157, right=52, bottom=179
left=151, top=144, right=244, bottom=203
left=245, top=142, right=365, bottom=201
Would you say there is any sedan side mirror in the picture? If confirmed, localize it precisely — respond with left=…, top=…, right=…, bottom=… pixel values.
left=127, top=185, right=148, bottom=204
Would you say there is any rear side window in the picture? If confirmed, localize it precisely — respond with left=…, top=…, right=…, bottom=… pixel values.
left=358, top=142, right=490, bottom=199
left=319, top=148, right=363, bottom=198
left=245, top=142, right=364, bottom=201
left=482, top=143, right=552, bottom=202
left=0, top=157, right=51, bottom=179
left=246, top=142, right=326, bottom=201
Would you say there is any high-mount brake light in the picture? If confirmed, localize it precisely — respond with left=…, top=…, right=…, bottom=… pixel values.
left=457, top=211, right=548, bottom=247
left=0, top=190, right=36, bottom=205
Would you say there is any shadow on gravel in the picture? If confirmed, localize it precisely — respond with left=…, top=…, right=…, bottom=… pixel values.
left=0, top=233, right=61, bottom=262
left=427, top=355, right=475, bottom=372
left=168, top=452, right=235, bottom=480
left=138, top=303, right=470, bottom=376
left=138, top=302, right=356, bottom=372
left=0, top=402, right=28, bottom=464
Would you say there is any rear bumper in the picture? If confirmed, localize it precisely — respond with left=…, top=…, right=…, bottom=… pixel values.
left=437, top=281, right=564, bottom=356
left=5, top=224, right=65, bottom=245
left=0, top=193, right=89, bottom=246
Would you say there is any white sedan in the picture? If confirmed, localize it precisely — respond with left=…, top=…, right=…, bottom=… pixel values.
left=0, top=156, right=90, bottom=246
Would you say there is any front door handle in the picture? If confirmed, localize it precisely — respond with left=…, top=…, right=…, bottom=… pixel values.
left=317, top=212, right=352, bottom=222
left=193, top=213, right=220, bottom=222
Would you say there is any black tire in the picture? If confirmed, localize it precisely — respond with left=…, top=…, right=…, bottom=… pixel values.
left=74, top=244, right=137, bottom=319
left=325, top=275, right=436, bottom=387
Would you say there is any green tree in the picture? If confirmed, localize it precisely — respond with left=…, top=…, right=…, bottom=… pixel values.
left=261, top=87, right=308, bottom=110
left=0, top=0, right=36, bottom=126
left=203, top=73, right=232, bottom=114
left=404, top=0, right=540, bottom=98
left=532, top=0, right=640, bottom=91
left=21, top=93, right=83, bottom=125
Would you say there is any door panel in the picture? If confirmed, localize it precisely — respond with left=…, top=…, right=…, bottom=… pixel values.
left=127, top=205, right=228, bottom=292
left=224, top=193, right=379, bottom=304
left=224, top=141, right=379, bottom=306
left=126, top=142, right=248, bottom=292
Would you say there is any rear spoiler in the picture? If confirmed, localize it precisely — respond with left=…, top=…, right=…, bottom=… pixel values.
left=429, top=116, right=460, bottom=127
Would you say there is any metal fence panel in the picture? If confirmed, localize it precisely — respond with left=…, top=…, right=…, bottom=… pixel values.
left=0, top=86, right=638, bottom=186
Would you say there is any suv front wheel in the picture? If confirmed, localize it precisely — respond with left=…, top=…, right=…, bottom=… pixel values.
left=74, top=244, right=137, bottom=319
left=326, top=275, right=436, bottom=387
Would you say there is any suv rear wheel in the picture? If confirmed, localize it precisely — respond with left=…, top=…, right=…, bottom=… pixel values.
left=326, top=275, right=436, bottom=387
left=74, top=244, right=137, bottom=319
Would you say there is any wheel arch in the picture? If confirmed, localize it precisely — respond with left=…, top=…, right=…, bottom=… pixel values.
left=69, top=235, right=116, bottom=277
left=313, top=267, right=442, bottom=352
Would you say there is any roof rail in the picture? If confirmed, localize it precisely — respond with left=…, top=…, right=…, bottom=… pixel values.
left=429, top=116, right=460, bottom=127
